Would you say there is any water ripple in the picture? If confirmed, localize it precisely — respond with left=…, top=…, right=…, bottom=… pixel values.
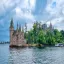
left=0, top=44, right=64, bottom=64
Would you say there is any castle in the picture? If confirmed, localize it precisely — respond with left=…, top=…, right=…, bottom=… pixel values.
left=9, top=19, right=26, bottom=47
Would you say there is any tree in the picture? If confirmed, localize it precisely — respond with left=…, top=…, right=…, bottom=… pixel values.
left=54, top=29, right=61, bottom=43
left=60, top=30, right=64, bottom=43
left=37, top=30, right=46, bottom=44
left=46, top=30, right=55, bottom=45
left=25, top=21, right=64, bottom=46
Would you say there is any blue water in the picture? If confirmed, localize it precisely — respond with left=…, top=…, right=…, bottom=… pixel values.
left=0, top=44, right=64, bottom=64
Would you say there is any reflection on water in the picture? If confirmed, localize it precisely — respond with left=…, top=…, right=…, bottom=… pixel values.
left=0, top=44, right=64, bottom=64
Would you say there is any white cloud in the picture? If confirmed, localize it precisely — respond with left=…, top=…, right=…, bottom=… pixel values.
left=29, top=0, right=36, bottom=10
left=0, top=0, right=36, bottom=16
left=19, top=0, right=36, bottom=10
left=0, top=0, right=15, bottom=15
left=48, top=17, right=63, bottom=25
left=46, top=0, right=64, bottom=16
left=45, top=0, right=64, bottom=30
left=14, top=0, right=36, bottom=22
left=15, top=7, right=35, bottom=21
left=27, top=22, right=34, bottom=31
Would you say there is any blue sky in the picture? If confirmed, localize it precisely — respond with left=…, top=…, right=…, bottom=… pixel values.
left=0, top=0, right=64, bottom=41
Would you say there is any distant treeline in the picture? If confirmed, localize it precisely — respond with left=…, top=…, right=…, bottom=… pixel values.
left=0, top=42, right=10, bottom=44
left=25, top=22, right=64, bottom=46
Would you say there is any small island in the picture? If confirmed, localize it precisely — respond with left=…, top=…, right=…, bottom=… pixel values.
left=9, top=19, right=64, bottom=47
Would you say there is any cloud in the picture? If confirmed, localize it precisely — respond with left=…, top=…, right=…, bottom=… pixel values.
left=0, top=0, right=14, bottom=15
left=0, top=0, right=36, bottom=41
left=15, top=7, right=35, bottom=20
left=0, top=0, right=36, bottom=24
left=27, top=22, right=34, bottom=31
left=46, top=0, right=64, bottom=16
left=14, top=0, right=36, bottom=21
left=45, top=0, right=64, bottom=30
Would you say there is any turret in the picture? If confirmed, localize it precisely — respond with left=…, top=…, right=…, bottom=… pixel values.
left=49, top=21, right=53, bottom=30
left=17, top=22, right=19, bottom=30
left=10, top=18, right=14, bottom=34
left=10, top=18, right=14, bottom=46
left=10, top=18, right=14, bottom=30
left=16, top=22, right=19, bottom=34
left=22, top=26, right=24, bottom=32
left=24, top=23, right=27, bottom=38
left=19, top=24, right=21, bottom=32
left=25, top=22, right=27, bottom=33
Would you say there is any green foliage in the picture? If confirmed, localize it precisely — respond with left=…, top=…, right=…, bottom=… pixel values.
left=25, top=22, right=64, bottom=45
left=39, top=30, right=46, bottom=44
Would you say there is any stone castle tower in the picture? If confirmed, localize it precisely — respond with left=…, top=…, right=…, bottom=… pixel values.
left=10, top=19, right=26, bottom=47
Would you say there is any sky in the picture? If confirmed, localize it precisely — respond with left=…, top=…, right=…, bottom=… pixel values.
left=0, top=0, right=64, bottom=41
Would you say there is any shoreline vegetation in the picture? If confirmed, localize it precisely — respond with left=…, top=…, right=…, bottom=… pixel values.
left=0, top=42, right=9, bottom=44
left=9, top=43, right=62, bottom=48
left=24, top=21, right=64, bottom=47
left=9, top=44, right=47, bottom=48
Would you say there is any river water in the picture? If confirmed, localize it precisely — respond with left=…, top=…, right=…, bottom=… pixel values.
left=0, top=44, right=64, bottom=64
